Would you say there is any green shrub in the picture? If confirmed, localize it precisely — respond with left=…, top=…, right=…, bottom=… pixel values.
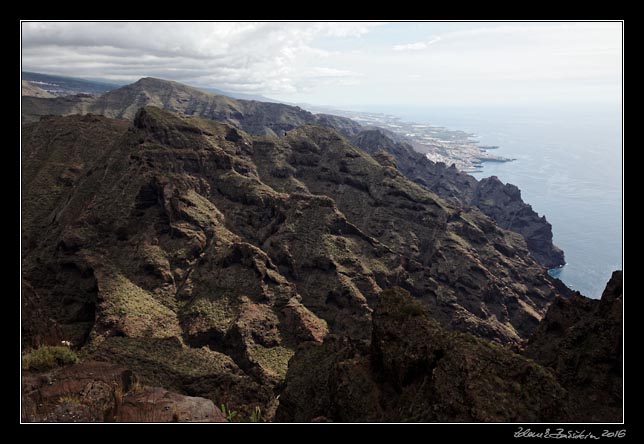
left=246, top=406, right=263, bottom=423
left=57, top=395, right=82, bottom=406
left=220, top=404, right=238, bottom=422
left=219, top=404, right=263, bottom=423
left=399, top=301, right=426, bottom=318
left=22, top=346, right=79, bottom=371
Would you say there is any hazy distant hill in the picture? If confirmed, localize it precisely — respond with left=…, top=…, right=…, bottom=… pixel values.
left=22, top=76, right=363, bottom=137
left=21, top=80, right=55, bottom=98
left=200, top=86, right=283, bottom=103
left=22, top=71, right=121, bottom=96
left=23, top=71, right=282, bottom=103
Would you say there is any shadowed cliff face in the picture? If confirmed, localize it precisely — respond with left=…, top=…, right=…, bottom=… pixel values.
left=524, top=270, right=623, bottom=422
left=276, top=287, right=569, bottom=423
left=276, top=275, right=622, bottom=423
left=22, top=77, right=563, bottom=269
left=22, top=107, right=570, bottom=417
left=351, top=129, right=565, bottom=269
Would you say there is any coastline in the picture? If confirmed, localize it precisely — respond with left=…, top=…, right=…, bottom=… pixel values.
left=307, top=105, right=514, bottom=172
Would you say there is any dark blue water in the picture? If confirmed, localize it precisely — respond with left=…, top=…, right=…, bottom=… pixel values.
left=376, top=104, right=622, bottom=298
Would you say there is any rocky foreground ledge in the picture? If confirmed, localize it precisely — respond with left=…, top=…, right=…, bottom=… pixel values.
left=22, top=361, right=227, bottom=422
left=276, top=271, right=622, bottom=423
left=22, top=272, right=623, bottom=422
left=21, top=270, right=621, bottom=422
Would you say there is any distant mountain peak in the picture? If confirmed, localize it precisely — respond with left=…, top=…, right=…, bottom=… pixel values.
left=131, top=76, right=199, bottom=91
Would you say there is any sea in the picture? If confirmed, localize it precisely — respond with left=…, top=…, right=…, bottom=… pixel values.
left=369, top=104, right=623, bottom=298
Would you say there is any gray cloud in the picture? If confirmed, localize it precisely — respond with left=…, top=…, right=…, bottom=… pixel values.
left=21, top=22, right=621, bottom=107
left=21, top=21, right=375, bottom=93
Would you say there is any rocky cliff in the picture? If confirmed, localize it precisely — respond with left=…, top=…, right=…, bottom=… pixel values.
left=22, top=107, right=574, bottom=420
left=276, top=275, right=622, bottom=422
left=276, top=287, right=569, bottom=422
left=524, top=270, right=623, bottom=422
left=352, top=129, right=565, bottom=268
left=22, top=78, right=563, bottom=269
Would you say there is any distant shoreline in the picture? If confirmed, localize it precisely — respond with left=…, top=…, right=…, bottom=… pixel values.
left=477, top=156, right=515, bottom=164
left=305, top=105, right=513, bottom=172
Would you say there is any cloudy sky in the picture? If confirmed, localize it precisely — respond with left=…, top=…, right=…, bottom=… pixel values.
left=21, top=21, right=622, bottom=108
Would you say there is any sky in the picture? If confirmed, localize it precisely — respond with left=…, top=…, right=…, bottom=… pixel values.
left=21, top=21, right=622, bottom=108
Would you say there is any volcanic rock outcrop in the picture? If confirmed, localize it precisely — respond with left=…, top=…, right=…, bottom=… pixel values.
left=21, top=361, right=227, bottom=422
left=276, top=275, right=622, bottom=423
left=524, top=270, right=623, bottom=422
left=352, top=129, right=565, bottom=268
left=275, top=287, right=569, bottom=422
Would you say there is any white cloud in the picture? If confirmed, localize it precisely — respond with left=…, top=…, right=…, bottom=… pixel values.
left=20, top=22, right=622, bottom=107
left=21, top=21, right=378, bottom=94
left=393, top=36, right=442, bottom=51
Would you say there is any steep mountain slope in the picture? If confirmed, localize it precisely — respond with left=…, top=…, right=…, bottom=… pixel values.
left=250, top=122, right=569, bottom=342
left=276, top=276, right=622, bottom=423
left=524, top=270, right=623, bottom=422
left=23, top=77, right=363, bottom=138
left=22, top=94, right=96, bottom=124
left=22, top=80, right=55, bottom=98
left=22, top=108, right=571, bottom=417
left=21, top=77, right=563, bottom=269
left=276, top=287, right=569, bottom=422
left=352, top=129, right=565, bottom=268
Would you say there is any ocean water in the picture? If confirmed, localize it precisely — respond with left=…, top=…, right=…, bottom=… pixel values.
left=375, top=104, right=622, bottom=298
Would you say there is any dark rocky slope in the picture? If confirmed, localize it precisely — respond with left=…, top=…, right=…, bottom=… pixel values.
left=22, top=94, right=96, bottom=124
left=22, top=108, right=571, bottom=418
left=276, top=274, right=622, bottom=422
left=276, top=287, right=568, bottom=422
left=524, top=270, right=623, bottom=422
left=22, top=77, right=563, bottom=269
left=352, top=129, right=565, bottom=268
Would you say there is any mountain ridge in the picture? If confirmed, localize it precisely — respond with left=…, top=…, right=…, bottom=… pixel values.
left=21, top=76, right=564, bottom=269
left=22, top=71, right=121, bottom=96
left=351, top=128, right=565, bottom=268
